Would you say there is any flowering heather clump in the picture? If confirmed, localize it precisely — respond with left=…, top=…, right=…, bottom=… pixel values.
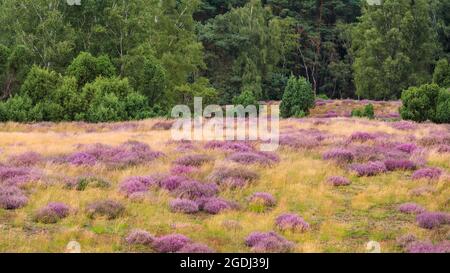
left=170, top=199, right=199, bottom=214
left=119, top=176, right=155, bottom=196
left=323, top=148, right=355, bottom=164
left=86, top=200, right=125, bottom=220
left=248, top=192, right=276, bottom=207
left=159, top=175, right=188, bottom=191
left=390, top=121, right=417, bottom=131
left=350, top=161, right=387, bottom=177
left=384, top=159, right=417, bottom=171
left=326, top=176, right=351, bottom=187
left=412, top=168, right=442, bottom=181
left=177, top=243, right=215, bottom=253
left=419, top=131, right=450, bottom=146
left=395, top=143, right=418, bottom=154
left=406, top=241, right=450, bottom=253
left=245, top=232, right=294, bottom=253
left=348, top=132, right=377, bottom=142
left=153, top=234, right=191, bottom=253
left=275, top=213, right=310, bottom=232
left=416, top=212, right=450, bottom=229
left=197, top=197, right=235, bottom=214
left=125, top=229, right=155, bottom=246
left=0, top=166, right=41, bottom=186
left=170, top=165, right=198, bottom=176
left=437, top=145, right=450, bottom=153
left=9, top=152, right=43, bottom=166
left=173, top=180, right=218, bottom=200
left=398, top=203, right=426, bottom=214
left=208, top=167, right=259, bottom=186
left=67, top=152, right=97, bottom=166
left=279, top=135, right=320, bottom=150
left=204, top=141, right=254, bottom=153
left=227, top=151, right=279, bottom=165
left=173, top=154, right=213, bottom=167
left=34, top=202, right=70, bottom=224
left=0, top=185, right=28, bottom=210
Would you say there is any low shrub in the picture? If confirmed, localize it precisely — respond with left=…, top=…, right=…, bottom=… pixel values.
left=86, top=200, right=125, bottom=220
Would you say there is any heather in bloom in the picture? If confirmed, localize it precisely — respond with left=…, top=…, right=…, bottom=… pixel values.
left=384, top=159, right=416, bottom=171
left=177, top=243, right=215, bottom=253
left=9, top=152, right=43, bottom=166
left=173, top=154, right=213, bottom=167
left=119, top=176, right=154, bottom=196
left=159, top=175, right=188, bottom=191
left=197, top=197, right=234, bottom=214
left=86, top=200, right=125, bottom=220
left=395, top=143, right=418, bottom=154
left=350, top=161, right=387, bottom=177
left=248, top=192, right=276, bottom=208
left=412, top=168, right=442, bottom=180
left=153, top=234, right=191, bottom=253
left=0, top=166, right=41, bottom=186
left=67, top=152, right=97, bottom=166
left=125, top=229, right=154, bottom=246
left=348, top=132, right=377, bottom=142
left=275, top=213, right=310, bottom=232
left=398, top=203, right=426, bottom=214
left=204, top=141, right=254, bottom=153
left=245, top=231, right=294, bottom=253
left=416, top=212, right=450, bottom=229
left=406, top=241, right=450, bottom=253
left=34, top=202, right=70, bottom=224
left=279, top=135, right=320, bottom=150
left=208, top=167, right=259, bottom=186
left=0, top=185, right=28, bottom=210
left=390, top=121, right=417, bottom=131
left=170, top=165, right=198, bottom=176
left=169, top=199, right=199, bottom=214
left=173, top=180, right=218, bottom=200
left=323, top=148, right=354, bottom=164
left=326, top=176, right=351, bottom=187
left=227, top=151, right=279, bottom=166
left=437, top=145, right=450, bottom=153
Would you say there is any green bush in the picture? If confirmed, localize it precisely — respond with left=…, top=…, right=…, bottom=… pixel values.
left=20, top=65, right=61, bottom=103
left=0, top=95, right=33, bottom=122
left=435, top=88, right=450, bottom=123
left=400, top=84, right=441, bottom=122
left=280, top=76, right=315, bottom=118
left=433, top=59, right=450, bottom=88
left=66, top=52, right=116, bottom=87
left=52, top=76, right=84, bottom=120
left=352, top=103, right=375, bottom=119
left=316, top=94, right=329, bottom=100
left=232, top=89, right=258, bottom=108
left=86, top=92, right=126, bottom=123
left=124, top=92, right=153, bottom=120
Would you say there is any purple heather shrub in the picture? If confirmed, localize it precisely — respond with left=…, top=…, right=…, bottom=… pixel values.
left=390, top=121, right=417, bottom=131
left=170, top=165, right=198, bottom=176
left=9, top=152, right=43, bottom=166
left=173, top=180, right=218, bottom=200
left=323, top=148, right=355, bottom=164
left=0, top=166, right=41, bottom=186
left=416, top=212, right=450, bottom=229
left=0, top=185, right=28, bottom=210
left=279, top=134, right=320, bottom=150
left=245, top=232, right=294, bottom=253
left=34, top=202, right=70, bottom=224
left=327, top=176, right=351, bottom=187
left=398, top=203, right=426, bottom=214
left=208, top=167, right=259, bottom=186
left=395, top=143, right=418, bottom=154
left=384, top=159, right=417, bottom=171
left=153, top=234, right=191, bottom=253
left=86, top=200, right=125, bottom=220
left=437, top=145, right=450, bottom=153
left=204, top=141, right=254, bottom=153
left=350, top=161, right=387, bottom=177
left=119, top=176, right=154, bottom=196
left=275, top=213, right=310, bottom=232
left=420, top=131, right=450, bottom=146
left=169, top=199, right=199, bottom=214
left=173, top=154, right=212, bottom=167
left=67, top=152, right=97, bottom=166
left=348, top=132, right=377, bottom=142
left=406, top=241, right=450, bottom=253
left=197, top=197, right=235, bottom=214
left=412, top=168, right=442, bottom=181
left=159, top=175, right=188, bottom=191
left=227, top=151, right=279, bottom=165
left=248, top=192, right=276, bottom=207
left=125, top=229, right=155, bottom=246
left=177, top=243, right=215, bottom=253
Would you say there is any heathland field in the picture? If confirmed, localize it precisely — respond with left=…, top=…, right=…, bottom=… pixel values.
left=0, top=101, right=449, bottom=253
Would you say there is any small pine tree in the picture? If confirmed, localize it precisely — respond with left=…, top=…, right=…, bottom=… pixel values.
left=280, top=76, right=315, bottom=118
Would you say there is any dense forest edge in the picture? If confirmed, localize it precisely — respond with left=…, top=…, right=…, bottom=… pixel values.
left=0, top=0, right=448, bottom=123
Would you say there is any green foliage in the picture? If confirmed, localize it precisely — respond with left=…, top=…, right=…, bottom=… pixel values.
left=352, top=0, right=439, bottom=100
left=232, top=90, right=258, bottom=108
left=435, top=88, right=450, bottom=123
left=352, top=104, right=375, bottom=119
left=400, top=84, right=441, bottom=122
left=175, top=77, right=218, bottom=108
left=316, top=94, right=329, bottom=100
left=66, top=52, right=116, bottom=87
left=433, top=59, right=450, bottom=88
left=280, top=76, right=315, bottom=118
left=20, top=65, right=61, bottom=104
left=0, top=95, right=33, bottom=122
